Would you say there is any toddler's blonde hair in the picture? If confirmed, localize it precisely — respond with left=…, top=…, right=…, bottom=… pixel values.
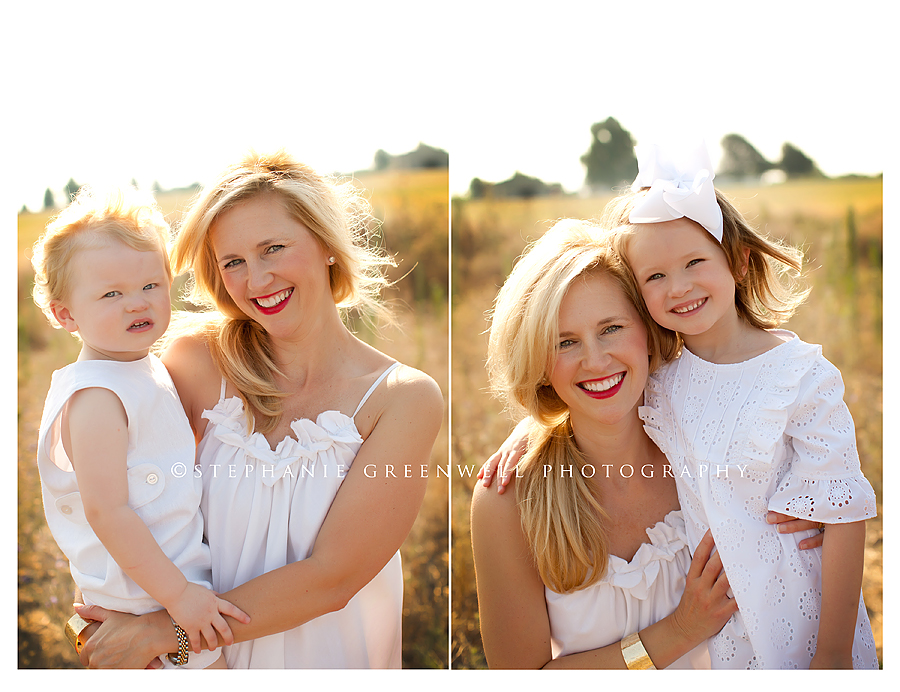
left=31, top=185, right=172, bottom=329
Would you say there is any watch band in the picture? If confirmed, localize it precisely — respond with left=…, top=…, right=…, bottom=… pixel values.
left=167, top=620, right=190, bottom=666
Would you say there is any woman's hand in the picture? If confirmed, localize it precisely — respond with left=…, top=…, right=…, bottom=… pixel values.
left=74, top=604, right=173, bottom=669
left=766, top=511, right=825, bottom=550
left=669, top=530, right=738, bottom=645
left=478, top=418, right=531, bottom=494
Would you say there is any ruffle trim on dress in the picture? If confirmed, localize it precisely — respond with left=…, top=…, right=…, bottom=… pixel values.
left=768, top=474, right=877, bottom=523
left=739, top=337, right=821, bottom=468
left=640, top=337, right=823, bottom=471
left=639, top=361, right=679, bottom=459
left=603, top=510, right=688, bottom=600
left=201, top=397, right=364, bottom=486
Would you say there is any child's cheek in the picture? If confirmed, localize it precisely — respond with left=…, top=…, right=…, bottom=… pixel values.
left=643, top=290, right=669, bottom=326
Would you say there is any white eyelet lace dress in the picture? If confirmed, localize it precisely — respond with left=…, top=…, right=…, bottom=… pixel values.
left=197, top=361, right=403, bottom=669
left=640, top=331, right=878, bottom=668
left=545, top=509, right=710, bottom=669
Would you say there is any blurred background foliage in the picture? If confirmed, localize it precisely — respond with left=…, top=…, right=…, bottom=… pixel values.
left=18, top=161, right=449, bottom=668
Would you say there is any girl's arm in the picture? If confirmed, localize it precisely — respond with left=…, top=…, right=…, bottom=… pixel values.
left=810, top=520, right=866, bottom=669
left=477, top=417, right=533, bottom=494
left=479, top=425, right=826, bottom=549
left=78, top=348, right=443, bottom=665
left=767, top=359, right=877, bottom=668
left=66, top=388, right=248, bottom=655
left=471, top=479, right=735, bottom=669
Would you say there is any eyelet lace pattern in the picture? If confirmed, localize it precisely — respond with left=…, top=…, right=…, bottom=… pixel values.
left=639, top=331, right=877, bottom=669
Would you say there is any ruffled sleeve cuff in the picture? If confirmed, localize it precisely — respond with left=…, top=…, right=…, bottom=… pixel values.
left=768, top=473, right=877, bottom=523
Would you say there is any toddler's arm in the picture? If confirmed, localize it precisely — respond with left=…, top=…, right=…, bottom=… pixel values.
left=65, top=387, right=249, bottom=653
left=811, top=520, right=866, bottom=669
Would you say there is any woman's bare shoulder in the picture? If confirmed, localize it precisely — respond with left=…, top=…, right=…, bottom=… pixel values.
left=471, top=473, right=520, bottom=525
left=160, top=331, right=222, bottom=428
left=388, top=363, right=442, bottom=403
left=161, top=331, right=216, bottom=378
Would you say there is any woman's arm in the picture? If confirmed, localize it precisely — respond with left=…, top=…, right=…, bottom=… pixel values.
left=546, top=531, right=737, bottom=669
left=209, top=369, right=443, bottom=642
left=470, top=478, right=554, bottom=667
left=810, top=520, right=866, bottom=669
left=471, top=476, right=736, bottom=669
left=80, top=363, right=444, bottom=663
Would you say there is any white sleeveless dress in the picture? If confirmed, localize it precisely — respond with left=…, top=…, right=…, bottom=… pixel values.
left=196, top=361, right=403, bottom=669
left=544, top=509, right=710, bottom=669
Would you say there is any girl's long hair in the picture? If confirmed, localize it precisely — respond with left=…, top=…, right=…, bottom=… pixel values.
left=487, top=219, right=677, bottom=593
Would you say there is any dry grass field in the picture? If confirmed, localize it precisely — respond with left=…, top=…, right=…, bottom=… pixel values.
left=450, top=177, right=883, bottom=669
left=17, top=169, right=449, bottom=668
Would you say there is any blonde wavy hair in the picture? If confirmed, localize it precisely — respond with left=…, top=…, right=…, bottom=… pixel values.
left=167, top=150, right=395, bottom=434
left=487, top=219, right=678, bottom=593
left=31, top=185, right=172, bottom=330
left=601, top=188, right=809, bottom=329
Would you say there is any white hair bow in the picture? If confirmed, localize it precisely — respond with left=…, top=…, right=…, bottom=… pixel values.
left=628, top=141, right=724, bottom=242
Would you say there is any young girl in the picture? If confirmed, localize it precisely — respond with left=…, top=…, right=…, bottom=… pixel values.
left=32, top=186, right=249, bottom=668
left=481, top=142, right=878, bottom=669
left=598, top=142, right=878, bottom=669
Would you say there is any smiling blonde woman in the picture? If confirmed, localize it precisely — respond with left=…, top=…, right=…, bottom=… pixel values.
left=73, top=151, right=444, bottom=669
left=472, top=219, right=822, bottom=669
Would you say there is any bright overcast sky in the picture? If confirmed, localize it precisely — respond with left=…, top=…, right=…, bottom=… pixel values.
left=7, top=0, right=892, bottom=210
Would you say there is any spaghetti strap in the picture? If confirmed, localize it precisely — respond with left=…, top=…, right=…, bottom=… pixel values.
left=352, top=361, right=401, bottom=418
left=219, top=378, right=227, bottom=400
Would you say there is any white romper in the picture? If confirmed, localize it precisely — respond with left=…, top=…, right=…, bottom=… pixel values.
left=196, top=361, right=403, bottom=669
left=36, top=355, right=220, bottom=669
left=545, top=509, right=710, bottom=669
left=640, top=331, right=878, bottom=668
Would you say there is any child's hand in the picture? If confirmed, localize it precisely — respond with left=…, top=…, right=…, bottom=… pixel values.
left=167, top=582, right=251, bottom=653
left=766, top=511, right=825, bottom=550
left=478, top=420, right=530, bottom=494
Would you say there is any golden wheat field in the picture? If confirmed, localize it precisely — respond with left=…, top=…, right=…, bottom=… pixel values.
left=17, top=171, right=884, bottom=670
left=17, top=169, right=449, bottom=668
left=450, top=178, right=883, bottom=668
